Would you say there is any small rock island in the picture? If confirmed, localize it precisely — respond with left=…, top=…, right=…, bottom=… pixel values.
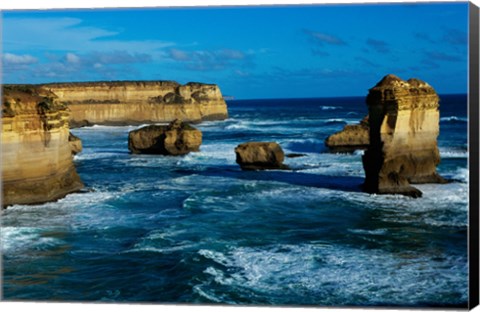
left=325, top=116, right=370, bottom=152
left=128, top=119, right=202, bottom=155
left=235, top=142, right=289, bottom=170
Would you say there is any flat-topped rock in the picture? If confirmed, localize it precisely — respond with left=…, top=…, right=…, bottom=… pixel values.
left=362, top=74, right=447, bottom=198
left=128, top=119, right=202, bottom=155
left=235, top=142, right=289, bottom=170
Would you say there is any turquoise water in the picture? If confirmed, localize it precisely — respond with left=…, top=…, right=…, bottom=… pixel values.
left=1, top=95, right=469, bottom=307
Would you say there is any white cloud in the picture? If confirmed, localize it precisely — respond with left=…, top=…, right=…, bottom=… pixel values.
left=2, top=53, right=38, bottom=65
left=3, top=17, right=174, bottom=54
left=66, top=53, right=81, bottom=64
left=167, top=48, right=250, bottom=71
left=169, top=48, right=191, bottom=61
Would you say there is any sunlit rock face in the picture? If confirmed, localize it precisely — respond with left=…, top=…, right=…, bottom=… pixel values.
left=325, top=116, right=370, bottom=153
left=362, top=74, right=447, bottom=198
left=68, top=132, right=83, bottom=155
left=128, top=119, right=202, bottom=155
left=1, top=86, right=83, bottom=207
left=235, top=142, right=289, bottom=170
left=42, top=81, right=229, bottom=127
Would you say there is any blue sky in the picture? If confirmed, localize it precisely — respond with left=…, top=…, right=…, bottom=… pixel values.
left=1, top=3, right=469, bottom=99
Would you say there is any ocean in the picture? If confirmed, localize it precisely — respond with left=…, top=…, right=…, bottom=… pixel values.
left=1, top=95, right=469, bottom=307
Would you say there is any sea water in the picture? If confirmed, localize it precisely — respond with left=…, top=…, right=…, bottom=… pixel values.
left=1, top=95, right=469, bottom=307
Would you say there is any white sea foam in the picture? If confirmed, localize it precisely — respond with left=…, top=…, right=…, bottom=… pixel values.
left=223, top=119, right=315, bottom=132
left=74, top=151, right=125, bottom=161
left=325, top=118, right=347, bottom=123
left=295, top=153, right=365, bottom=177
left=283, top=138, right=327, bottom=154
left=196, top=243, right=467, bottom=305
left=451, top=167, right=469, bottom=183
left=440, top=116, right=468, bottom=123
left=339, top=181, right=468, bottom=228
left=82, top=124, right=140, bottom=131
left=439, top=147, right=468, bottom=158
left=320, top=106, right=342, bottom=110
left=0, top=226, right=64, bottom=254
left=192, top=285, right=223, bottom=303
left=124, top=242, right=197, bottom=254
left=180, top=143, right=238, bottom=165
left=348, top=228, right=389, bottom=236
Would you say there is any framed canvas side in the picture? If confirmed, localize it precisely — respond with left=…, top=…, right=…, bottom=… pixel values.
left=469, top=1, right=480, bottom=309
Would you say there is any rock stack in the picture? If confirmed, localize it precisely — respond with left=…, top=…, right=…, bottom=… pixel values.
left=362, top=74, right=446, bottom=197
left=325, top=116, right=370, bottom=152
left=128, top=119, right=202, bottom=155
left=235, top=142, right=289, bottom=170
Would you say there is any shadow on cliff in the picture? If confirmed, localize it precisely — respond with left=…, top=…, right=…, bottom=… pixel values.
left=175, top=166, right=364, bottom=193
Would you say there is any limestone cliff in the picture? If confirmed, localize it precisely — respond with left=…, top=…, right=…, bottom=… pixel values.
left=362, top=74, right=447, bottom=197
left=41, top=81, right=229, bottom=127
left=325, top=116, right=369, bottom=152
left=1, top=85, right=84, bottom=207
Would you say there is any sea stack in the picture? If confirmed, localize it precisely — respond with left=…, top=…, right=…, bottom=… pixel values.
left=1, top=86, right=84, bottom=207
left=128, top=119, right=202, bottom=155
left=325, top=115, right=370, bottom=152
left=41, top=81, right=229, bottom=127
left=235, top=142, right=289, bottom=170
left=362, top=74, right=446, bottom=197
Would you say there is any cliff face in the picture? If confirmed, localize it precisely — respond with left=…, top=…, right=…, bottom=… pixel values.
left=362, top=74, right=446, bottom=197
left=1, top=86, right=84, bottom=207
left=41, top=81, right=229, bottom=127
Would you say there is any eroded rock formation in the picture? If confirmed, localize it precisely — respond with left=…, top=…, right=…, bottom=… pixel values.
left=235, top=142, right=289, bottom=170
left=128, top=119, right=202, bottom=155
left=325, top=116, right=370, bottom=152
left=69, top=132, right=83, bottom=155
left=1, top=86, right=84, bottom=207
left=362, top=74, right=447, bottom=197
left=41, top=81, right=228, bottom=127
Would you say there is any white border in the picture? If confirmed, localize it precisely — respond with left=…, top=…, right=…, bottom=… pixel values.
left=0, top=1, right=477, bottom=312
